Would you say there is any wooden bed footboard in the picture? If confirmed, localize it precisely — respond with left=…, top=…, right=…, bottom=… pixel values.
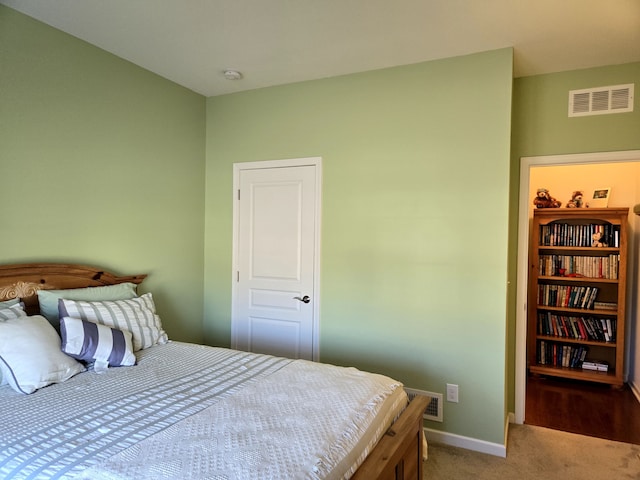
left=353, top=395, right=429, bottom=480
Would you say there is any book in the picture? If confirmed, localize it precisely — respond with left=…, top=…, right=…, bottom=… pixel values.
left=586, top=287, right=598, bottom=309
left=580, top=287, right=592, bottom=309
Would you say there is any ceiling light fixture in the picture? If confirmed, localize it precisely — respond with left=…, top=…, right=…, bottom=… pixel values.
left=223, top=69, right=243, bottom=80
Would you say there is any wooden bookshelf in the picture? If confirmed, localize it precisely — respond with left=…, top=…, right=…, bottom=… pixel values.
left=527, top=208, right=628, bottom=386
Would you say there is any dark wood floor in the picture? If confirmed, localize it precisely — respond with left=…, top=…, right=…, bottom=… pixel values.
left=525, top=375, right=640, bottom=444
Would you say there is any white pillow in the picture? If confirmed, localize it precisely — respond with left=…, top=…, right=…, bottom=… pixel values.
left=58, top=293, right=168, bottom=351
left=0, top=315, right=85, bottom=394
left=60, top=317, right=136, bottom=371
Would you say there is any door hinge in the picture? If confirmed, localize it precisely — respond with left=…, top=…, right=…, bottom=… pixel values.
left=237, top=189, right=240, bottom=200
left=237, top=271, right=239, bottom=282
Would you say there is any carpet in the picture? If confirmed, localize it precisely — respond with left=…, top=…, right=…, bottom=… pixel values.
left=423, top=424, right=640, bottom=479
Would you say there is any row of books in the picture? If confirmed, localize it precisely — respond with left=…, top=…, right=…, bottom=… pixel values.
left=537, top=341, right=588, bottom=368
left=537, top=312, right=617, bottom=342
left=537, top=285, right=598, bottom=309
left=538, top=254, right=619, bottom=279
left=539, top=223, right=620, bottom=247
left=593, top=301, right=617, bottom=311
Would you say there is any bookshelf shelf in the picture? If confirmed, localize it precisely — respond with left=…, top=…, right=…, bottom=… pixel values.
left=527, top=208, right=628, bottom=387
left=528, top=364, right=618, bottom=385
left=535, top=335, right=616, bottom=348
left=537, top=305, right=618, bottom=316
left=537, top=276, right=619, bottom=284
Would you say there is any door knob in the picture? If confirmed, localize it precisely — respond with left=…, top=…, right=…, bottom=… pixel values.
left=293, top=295, right=311, bottom=304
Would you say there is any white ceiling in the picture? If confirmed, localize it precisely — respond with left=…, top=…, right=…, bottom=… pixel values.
left=2, top=0, right=639, bottom=97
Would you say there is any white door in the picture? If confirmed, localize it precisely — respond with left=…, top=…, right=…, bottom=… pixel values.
left=232, top=158, right=321, bottom=360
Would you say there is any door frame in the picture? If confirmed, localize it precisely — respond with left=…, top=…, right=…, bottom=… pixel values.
left=515, top=149, right=640, bottom=424
left=231, top=157, right=323, bottom=361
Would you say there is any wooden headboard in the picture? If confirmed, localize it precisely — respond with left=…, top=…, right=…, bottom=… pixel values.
left=0, top=263, right=146, bottom=316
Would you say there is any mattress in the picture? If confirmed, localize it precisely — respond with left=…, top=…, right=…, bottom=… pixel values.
left=0, top=342, right=407, bottom=479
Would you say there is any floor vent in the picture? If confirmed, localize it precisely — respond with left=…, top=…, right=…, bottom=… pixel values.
left=568, top=83, right=634, bottom=117
left=404, top=387, right=443, bottom=422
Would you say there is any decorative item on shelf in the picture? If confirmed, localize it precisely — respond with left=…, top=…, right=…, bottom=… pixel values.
left=582, top=360, right=609, bottom=372
left=533, top=188, right=562, bottom=208
left=591, top=231, right=608, bottom=247
left=588, top=187, right=610, bottom=208
left=566, top=190, right=584, bottom=208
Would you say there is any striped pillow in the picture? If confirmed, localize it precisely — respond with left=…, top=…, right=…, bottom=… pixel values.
left=0, top=303, right=26, bottom=321
left=0, top=302, right=23, bottom=384
left=58, top=293, right=168, bottom=351
left=60, top=317, right=136, bottom=371
left=0, top=298, right=20, bottom=308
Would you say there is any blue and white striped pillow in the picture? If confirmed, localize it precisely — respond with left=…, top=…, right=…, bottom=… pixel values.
left=0, top=303, right=26, bottom=321
left=0, top=301, right=25, bottom=384
left=58, top=293, right=168, bottom=351
left=0, top=298, right=20, bottom=308
left=60, top=317, right=136, bottom=371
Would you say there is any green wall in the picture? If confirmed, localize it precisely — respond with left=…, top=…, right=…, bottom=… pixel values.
left=513, top=62, right=640, bottom=158
left=10, top=0, right=605, bottom=445
left=205, top=49, right=514, bottom=443
left=508, top=62, right=640, bottom=411
left=0, top=6, right=207, bottom=342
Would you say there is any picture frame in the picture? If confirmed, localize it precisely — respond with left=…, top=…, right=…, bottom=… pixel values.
left=589, top=187, right=610, bottom=208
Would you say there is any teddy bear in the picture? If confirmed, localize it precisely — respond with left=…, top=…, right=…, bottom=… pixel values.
left=592, top=231, right=608, bottom=247
left=533, top=188, right=562, bottom=208
left=566, top=191, right=584, bottom=208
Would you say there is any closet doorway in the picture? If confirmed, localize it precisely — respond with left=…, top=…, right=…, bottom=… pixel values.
left=515, top=150, right=640, bottom=434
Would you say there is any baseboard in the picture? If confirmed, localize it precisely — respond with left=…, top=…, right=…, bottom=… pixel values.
left=424, top=428, right=507, bottom=458
left=630, top=381, right=640, bottom=404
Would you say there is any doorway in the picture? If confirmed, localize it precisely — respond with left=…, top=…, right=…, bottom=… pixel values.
left=231, top=157, right=322, bottom=361
left=515, top=150, right=640, bottom=427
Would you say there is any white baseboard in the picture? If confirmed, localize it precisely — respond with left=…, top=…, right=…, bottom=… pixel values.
left=422, top=413, right=519, bottom=458
left=424, top=428, right=507, bottom=458
left=630, top=381, right=640, bottom=404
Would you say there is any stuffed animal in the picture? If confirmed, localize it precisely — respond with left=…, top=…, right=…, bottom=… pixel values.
left=566, top=191, right=584, bottom=208
left=592, top=231, right=607, bottom=247
left=533, top=188, right=562, bottom=208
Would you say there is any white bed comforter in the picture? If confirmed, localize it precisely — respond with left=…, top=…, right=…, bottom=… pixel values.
left=0, top=342, right=406, bottom=480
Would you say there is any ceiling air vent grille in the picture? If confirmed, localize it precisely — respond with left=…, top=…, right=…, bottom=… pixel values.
left=568, top=84, right=634, bottom=117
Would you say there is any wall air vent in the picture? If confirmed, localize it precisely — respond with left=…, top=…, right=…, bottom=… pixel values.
left=569, top=84, right=634, bottom=117
left=404, top=388, right=443, bottom=422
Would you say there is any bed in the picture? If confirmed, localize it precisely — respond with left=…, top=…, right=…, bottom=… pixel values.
left=0, top=263, right=428, bottom=480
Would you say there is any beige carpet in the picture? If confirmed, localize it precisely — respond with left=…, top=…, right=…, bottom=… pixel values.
left=423, top=424, right=640, bottom=479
